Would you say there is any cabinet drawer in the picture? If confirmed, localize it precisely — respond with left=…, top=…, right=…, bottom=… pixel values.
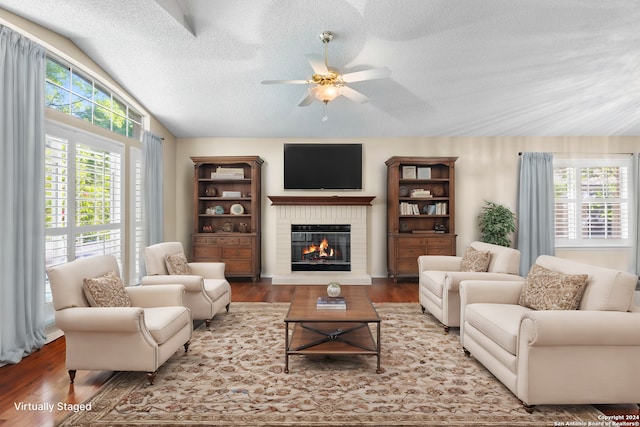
left=397, top=259, right=419, bottom=275
left=223, top=247, right=253, bottom=259
left=225, top=260, right=253, bottom=273
left=426, top=245, right=454, bottom=255
left=193, top=246, right=221, bottom=259
left=398, top=246, right=424, bottom=258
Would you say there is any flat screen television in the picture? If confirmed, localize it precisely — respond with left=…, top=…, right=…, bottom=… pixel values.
left=284, top=143, right=362, bottom=190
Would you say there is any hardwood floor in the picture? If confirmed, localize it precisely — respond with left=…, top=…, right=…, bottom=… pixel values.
left=1, top=278, right=636, bottom=426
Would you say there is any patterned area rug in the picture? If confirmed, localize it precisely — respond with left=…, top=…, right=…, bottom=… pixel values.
left=60, top=303, right=602, bottom=426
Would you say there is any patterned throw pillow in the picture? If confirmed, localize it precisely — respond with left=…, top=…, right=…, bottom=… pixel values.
left=83, top=271, right=131, bottom=307
left=519, top=264, right=588, bottom=310
left=165, top=253, right=191, bottom=275
left=460, top=246, right=491, bottom=272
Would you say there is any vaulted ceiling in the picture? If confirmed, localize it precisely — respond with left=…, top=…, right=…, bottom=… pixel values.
left=2, top=0, right=640, bottom=138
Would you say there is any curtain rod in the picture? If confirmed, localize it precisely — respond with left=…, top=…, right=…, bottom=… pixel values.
left=518, top=151, right=632, bottom=156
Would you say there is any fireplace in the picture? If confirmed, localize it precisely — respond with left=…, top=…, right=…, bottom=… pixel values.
left=291, top=224, right=351, bottom=272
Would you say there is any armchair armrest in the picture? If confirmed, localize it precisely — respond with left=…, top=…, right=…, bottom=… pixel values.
left=55, top=307, right=145, bottom=333
left=126, top=284, right=185, bottom=307
left=418, top=255, right=462, bottom=273
left=459, top=280, right=525, bottom=305
left=188, top=262, right=226, bottom=279
left=141, top=275, right=204, bottom=292
left=521, top=311, right=640, bottom=346
left=446, top=272, right=523, bottom=292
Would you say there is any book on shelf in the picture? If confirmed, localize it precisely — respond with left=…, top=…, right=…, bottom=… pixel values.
left=317, top=296, right=346, bottom=309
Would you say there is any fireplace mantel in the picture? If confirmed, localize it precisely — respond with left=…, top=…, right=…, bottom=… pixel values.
left=268, top=195, right=375, bottom=206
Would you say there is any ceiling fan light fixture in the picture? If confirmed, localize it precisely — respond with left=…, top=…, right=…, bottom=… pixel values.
left=311, top=84, right=341, bottom=103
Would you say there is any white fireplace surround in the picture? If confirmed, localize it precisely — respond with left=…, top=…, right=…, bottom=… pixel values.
left=269, top=196, right=374, bottom=285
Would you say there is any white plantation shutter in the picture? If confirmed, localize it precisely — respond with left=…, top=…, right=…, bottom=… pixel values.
left=554, top=158, right=631, bottom=247
left=45, top=123, right=125, bottom=304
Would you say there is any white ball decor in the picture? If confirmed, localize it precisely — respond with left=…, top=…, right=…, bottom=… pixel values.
left=327, top=282, right=341, bottom=297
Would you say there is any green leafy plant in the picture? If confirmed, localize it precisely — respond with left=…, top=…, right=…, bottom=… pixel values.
left=478, top=201, right=516, bottom=247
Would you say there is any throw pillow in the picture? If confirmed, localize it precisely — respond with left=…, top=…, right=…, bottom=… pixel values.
left=519, top=264, right=588, bottom=310
left=165, top=253, right=191, bottom=275
left=460, top=246, right=491, bottom=272
left=83, top=271, right=131, bottom=307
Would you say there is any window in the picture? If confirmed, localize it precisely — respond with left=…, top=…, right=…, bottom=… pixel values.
left=45, top=56, right=142, bottom=140
left=554, top=157, right=631, bottom=247
left=45, top=122, right=126, bottom=303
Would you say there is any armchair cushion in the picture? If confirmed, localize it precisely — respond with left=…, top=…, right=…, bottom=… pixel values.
left=165, top=253, right=191, bottom=275
left=460, top=246, right=491, bottom=272
left=143, top=306, right=192, bottom=345
left=82, top=271, right=131, bottom=307
left=519, top=264, right=588, bottom=311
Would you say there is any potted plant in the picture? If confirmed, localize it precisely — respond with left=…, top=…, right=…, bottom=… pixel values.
left=478, top=201, right=516, bottom=247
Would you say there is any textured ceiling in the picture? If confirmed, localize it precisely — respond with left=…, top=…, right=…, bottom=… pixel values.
left=2, top=0, right=640, bottom=138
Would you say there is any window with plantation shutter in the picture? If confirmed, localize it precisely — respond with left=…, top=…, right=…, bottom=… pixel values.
left=45, top=123, right=125, bottom=304
left=553, top=158, right=631, bottom=247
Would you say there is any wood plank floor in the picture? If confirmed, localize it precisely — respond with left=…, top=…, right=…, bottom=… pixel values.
left=0, top=278, right=636, bottom=426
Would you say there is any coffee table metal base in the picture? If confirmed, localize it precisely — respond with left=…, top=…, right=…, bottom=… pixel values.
left=285, top=321, right=381, bottom=374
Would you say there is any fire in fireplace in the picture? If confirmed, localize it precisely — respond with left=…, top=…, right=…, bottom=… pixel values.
left=291, top=224, right=351, bottom=271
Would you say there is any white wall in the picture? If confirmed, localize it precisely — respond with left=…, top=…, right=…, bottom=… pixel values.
left=176, top=136, right=639, bottom=277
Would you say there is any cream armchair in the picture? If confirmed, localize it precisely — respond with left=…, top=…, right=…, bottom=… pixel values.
left=46, top=255, right=192, bottom=385
left=142, top=242, right=231, bottom=327
left=460, top=255, right=640, bottom=412
left=418, top=241, right=521, bottom=332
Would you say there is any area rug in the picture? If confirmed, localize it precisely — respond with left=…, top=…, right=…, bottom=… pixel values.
left=59, top=303, right=603, bottom=426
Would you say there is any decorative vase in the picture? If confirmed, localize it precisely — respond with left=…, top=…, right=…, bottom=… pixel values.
left=327, top=282, right=341, bottom=297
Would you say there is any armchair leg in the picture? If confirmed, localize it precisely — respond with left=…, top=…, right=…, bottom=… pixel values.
left=421, top=305, right=425, bottom=314
left=68, top=370, right=76, bottom=383
left=225, top=303, right=230, bottom=312
left=443, top=325, right=450, bottom=334
left=521, top=401, right=535, bottom=413
left=147, top=371, right=157, bottom=385
left=205, top=319, right=211, bottom=328
left=184, top=340, right=190, bottom=352
left=463, top=348, right=470, bottom=357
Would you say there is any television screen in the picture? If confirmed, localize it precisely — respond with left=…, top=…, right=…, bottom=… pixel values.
left=284, top=143, right=362, bottom=190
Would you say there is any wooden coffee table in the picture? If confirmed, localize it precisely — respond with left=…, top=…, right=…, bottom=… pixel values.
left=284, top=285, right=381, bottom=373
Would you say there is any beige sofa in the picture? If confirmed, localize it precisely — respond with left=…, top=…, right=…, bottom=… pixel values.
left=46, top=255, right=193, bottom=384
left=460, top=255, right=640, bottom=412
left=418, top=241, right=521, bottom=332
left=142, top=241, right=231, bottom=327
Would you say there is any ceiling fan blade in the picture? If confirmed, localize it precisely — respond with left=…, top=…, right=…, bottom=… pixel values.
left=305, top=53, right=329, bottom=75
left=340, top=86, right=370, bottom=104
left=342, top=67, right=391, bottom=83
left=298, top=91, right=314, bottom=107
left=261, top=79, right=309, bottom=85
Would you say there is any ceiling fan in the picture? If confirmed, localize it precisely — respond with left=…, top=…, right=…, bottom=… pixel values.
left=262, top=31, right=391, bottom=119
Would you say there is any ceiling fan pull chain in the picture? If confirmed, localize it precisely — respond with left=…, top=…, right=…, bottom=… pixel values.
left=322, top=102, right=329, bottom=122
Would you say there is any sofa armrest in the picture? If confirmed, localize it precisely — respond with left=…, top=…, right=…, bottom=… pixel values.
left=446, top=272, right=522, bottom=292
left=521, top=311, right=640, bottom=346
left=459, top=280, right=525, bottom=305
left=55, top=307, right=145, bottom=333
left=188, top=262, right=226, bottom=279
left=418, top=255, right=462, bottom=273
left=126, top=284, right=185, bottom=307
left=141, top=275, right=204, bottom=292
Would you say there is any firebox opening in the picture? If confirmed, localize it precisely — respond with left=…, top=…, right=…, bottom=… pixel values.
left=291, top=224, right=351, bottom=272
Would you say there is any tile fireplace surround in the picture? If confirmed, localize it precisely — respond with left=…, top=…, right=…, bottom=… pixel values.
left=268, top=196, right=375, bottom=285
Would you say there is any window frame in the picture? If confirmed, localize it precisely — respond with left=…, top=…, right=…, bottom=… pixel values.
left=553, top=156, right=632, bottom=249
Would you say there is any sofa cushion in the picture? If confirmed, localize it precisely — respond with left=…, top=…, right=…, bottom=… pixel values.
left=165, top=253, right=191, bottom=275
left=519, top=264, right=588, bottom=311
left=143, top=306, right=191, bottom=345
left=460, top=246, right=491, bottom=272
left=83, top=271, right=131, bottom=307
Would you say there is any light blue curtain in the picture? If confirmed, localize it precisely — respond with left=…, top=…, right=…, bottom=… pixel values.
left=143, top=131, right=164, bottom=246
left=0, top=26, right=47, bottom=364
left=633, top=154, right=640, bottom=282
left=516, top=152, right=555, bottom=275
